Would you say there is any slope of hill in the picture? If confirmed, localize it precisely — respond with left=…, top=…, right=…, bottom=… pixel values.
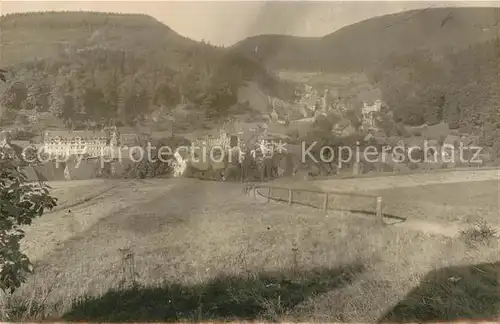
left=232, top=7, right=500, bottom=157
left=232, top=7, right=500, bottom=72
left=0, top=11, right=198, bottom=68
left=0, top=11, right=295, bottom=131
left=369, top=37, right=500, bottom=151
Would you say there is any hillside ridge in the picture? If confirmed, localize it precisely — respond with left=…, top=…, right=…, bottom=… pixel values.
left=0, top=11, right=295, bottom=132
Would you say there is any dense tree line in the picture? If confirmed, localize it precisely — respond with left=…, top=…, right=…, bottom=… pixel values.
left=0, top=49, right=277, bottom=130
left=367, top=39, right=500, bottom=155
left=0, top=12, right=295, bottom=131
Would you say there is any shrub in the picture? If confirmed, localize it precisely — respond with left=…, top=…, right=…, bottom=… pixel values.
left=0, top=148, right=57, bottom=293
left=459, top=219, right=498, bottom=248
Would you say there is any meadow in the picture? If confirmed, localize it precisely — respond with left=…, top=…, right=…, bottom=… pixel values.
left=1, top=172, right=498, bottom=321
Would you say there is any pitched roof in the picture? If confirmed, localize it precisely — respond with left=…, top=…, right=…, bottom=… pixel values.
left=44, top=130, right=107, bottom=141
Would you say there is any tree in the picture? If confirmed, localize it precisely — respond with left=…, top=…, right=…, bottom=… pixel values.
left=0, top=149, right=57, bottom=293
left=313, top=114, right=333, bottom=132
left=376, top=110, right=397, bottom=137
left=0, top=69, right=7, bottom=83
left=345, top=108, right=362, bottom=131
left=446, top=103, right=461, bottom=130
left=1, top=81, right=28, bottom=112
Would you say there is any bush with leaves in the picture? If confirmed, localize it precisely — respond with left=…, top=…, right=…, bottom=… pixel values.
left=0, top=148, right=57, bottom=293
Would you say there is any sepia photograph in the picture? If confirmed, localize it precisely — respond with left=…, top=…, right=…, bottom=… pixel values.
left=0, top=0, right=499, bottom=321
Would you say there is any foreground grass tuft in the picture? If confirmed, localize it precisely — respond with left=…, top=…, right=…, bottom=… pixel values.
left=459, top=219, right=498, bottom=248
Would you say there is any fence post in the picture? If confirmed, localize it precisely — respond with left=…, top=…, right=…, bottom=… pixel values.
left=376, top=196, right=383, bottom=224
left=253, top=186, right=256, bottom=200
left=267, top=187, right=271, bottom=203
left=323, top=192, right=328, bottom=211
left=288, top=188, right=293, bottom=205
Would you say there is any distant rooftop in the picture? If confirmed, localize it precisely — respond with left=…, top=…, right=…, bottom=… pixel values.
left=44, top=130, right=107, bottom=141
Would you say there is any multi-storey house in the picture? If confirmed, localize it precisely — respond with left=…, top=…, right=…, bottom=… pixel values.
left=362, top=99, right=382, bottom=130
left=42, top=130, right=108, bottom=158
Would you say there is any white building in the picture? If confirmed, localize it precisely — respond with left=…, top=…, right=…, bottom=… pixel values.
left=192, top=129, right=231, bottom=150
left=172, top=150, right=189, bottom=177
left=42, top=130, right=108, bottom=158
left=362, top=99, right=382, bottom=130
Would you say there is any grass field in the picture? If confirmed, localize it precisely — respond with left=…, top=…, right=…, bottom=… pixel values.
left=2, top=174, right=499, bottom=321
left=269, top=169, right=500, bottom=230
left=373, top=180, right=500, bottom=225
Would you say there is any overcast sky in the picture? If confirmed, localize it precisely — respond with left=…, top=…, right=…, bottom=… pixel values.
left=1, top=1, right=498, bottom=46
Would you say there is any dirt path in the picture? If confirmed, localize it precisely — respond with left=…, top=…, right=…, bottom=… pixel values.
left=385, top=217, right=463, bottom=237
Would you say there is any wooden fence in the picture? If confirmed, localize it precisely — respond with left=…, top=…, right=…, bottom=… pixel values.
left=245, top=183, right=385, bottom=225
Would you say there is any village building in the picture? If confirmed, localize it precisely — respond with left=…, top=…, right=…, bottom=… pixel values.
left=270, top=98, right=289, bottom=124
left=424, top=139, right=441, bottom=161
left=332, top=119, right=357, bottom=137
left=441, top=134, right=460, bottom=163
left=172, top=148, right=190, bottom=177
left=116, top=126, right=152, bottom=147
left=0, top=130, right=11, bottom=146
left=361, top=99, right=382, bottom=130
left=270, top=109, right=279, bottom=121
left=0, top=133, right=35, bottom=165
left=191, top=129, right=231, bottom=150
left=119, top=134, right=138, bottom=147
left=42, top=130, right=108, bottom=158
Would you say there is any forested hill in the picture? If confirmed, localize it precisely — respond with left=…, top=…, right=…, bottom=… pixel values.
left=369, top=40, right=500, bottom=139
left=0, top=11, right=294, bottom=130
left=231, top=7, right=500, bottom=153
left=232, top=7, right=500, bottom=72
